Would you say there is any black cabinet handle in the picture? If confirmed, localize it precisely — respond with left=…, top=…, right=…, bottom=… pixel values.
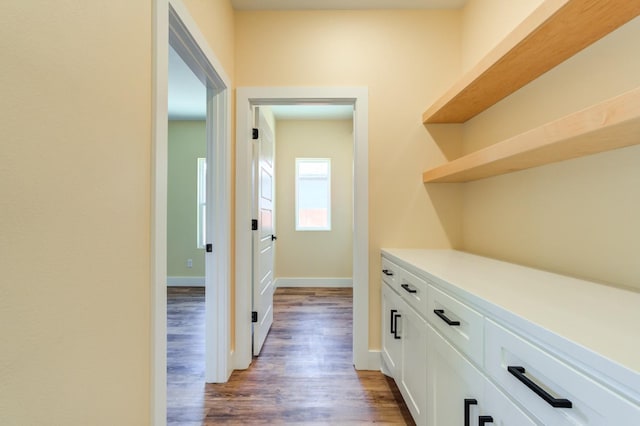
left=382, top=269, right=394, bottom=276
left=434, top=309, right=460, bottom=326
left=392, top=313, right=401, bottom=340
left=390, top=309, right=397, bottom=335
left=271, top=234, right=277, bottom=241
left=401, top=283, right=417, bottom=293
left=479, top=416, right=494, bottom=425
left=464, top=399, right=477, bottom=426
left=507, top=366, right=572, bottom=408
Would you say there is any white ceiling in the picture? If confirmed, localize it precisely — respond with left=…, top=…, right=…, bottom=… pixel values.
left=232, top=0, right=467, bottom=10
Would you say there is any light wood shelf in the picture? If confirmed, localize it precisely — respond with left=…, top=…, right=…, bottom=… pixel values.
left=422, top=0, right=640, bottom=124
left=422, top=87, right=640, bottom=183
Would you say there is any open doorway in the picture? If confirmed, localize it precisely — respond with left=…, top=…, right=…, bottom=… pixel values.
left=152, top=1, right=232, bottom=424
left=235, top=87, right=372, bottom=372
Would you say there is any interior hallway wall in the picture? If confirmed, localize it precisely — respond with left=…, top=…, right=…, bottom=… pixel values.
left=275, top=119, right=354, bottom=283
left=235, top=10, right=464, bottom=349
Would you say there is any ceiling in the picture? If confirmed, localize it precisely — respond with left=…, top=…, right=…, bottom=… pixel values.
left=232, top=0, right=467, bottom=10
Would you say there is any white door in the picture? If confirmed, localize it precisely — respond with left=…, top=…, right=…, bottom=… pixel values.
left=252, top=107, right=276, bottom=356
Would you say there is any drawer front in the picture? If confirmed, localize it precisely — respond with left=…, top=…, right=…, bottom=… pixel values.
left=485, top=319, right=640, bottom=425
left=427, top=284, right=484, bottom=366
left=396, top=267, right=428, bottom=318
left=381, top=257, right=398, bottom=287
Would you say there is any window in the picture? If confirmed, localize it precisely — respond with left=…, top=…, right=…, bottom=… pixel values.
left=296, top=158, right=331, bottom=231
left=196, top=157, right=206, bottom=248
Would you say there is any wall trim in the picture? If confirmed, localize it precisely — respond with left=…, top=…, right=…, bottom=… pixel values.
left=236, top=86, right=369, bottom=371
left=274, top=277, right=353, bottom=287
left=275, top=277, right=353, bottom=288
left=167, top=276, right=205, bottom=286
left=368, top=349, right=381, bottom=371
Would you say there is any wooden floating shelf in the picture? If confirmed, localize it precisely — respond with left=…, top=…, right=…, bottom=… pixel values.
left=422, top=0, right=640, bottom=124
left=422, top=87, right=640, bottom=183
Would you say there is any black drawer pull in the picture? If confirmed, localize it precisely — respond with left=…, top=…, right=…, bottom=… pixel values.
left=479, top=416, right=494, bottom=425
left=507, top=366, right=572, bottom=408
left=464, top=399, right=477, bottom=426
left=434, top=309, right=460, bottom=326
left=401, top=283, right=417, bottom=293
left=382, top=269, right=394, bottom=276
left=392, top=312, right=401, bottom=340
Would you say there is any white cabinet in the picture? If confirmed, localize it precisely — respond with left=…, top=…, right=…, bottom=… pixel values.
left=381, top=261, right=428, bottom=425
left=485, top=319, right=640, bottom=425
left=398, top=301, right=428, bottom=425
left=381, top=249, right=640, bottom=426
left=381, top=282, right=402, bottom=377
left=427, top=323, right=537, bottom=426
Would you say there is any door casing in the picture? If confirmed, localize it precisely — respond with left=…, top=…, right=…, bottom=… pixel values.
left=235, top=87, right=372, bottom=371
left=152, top=0, right=232, bottom=424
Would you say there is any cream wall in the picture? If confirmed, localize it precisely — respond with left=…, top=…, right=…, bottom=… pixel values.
left=168, top=121, right=206, bottom=279
left=457, top=4, right=640, bottom=289
left=275, top=119, right=354, bottom=279
left=0, top=1, right=151, bottom=424
left=236, top=10, right=463, bottom=348
left=460, top=0, right=543, bottom=71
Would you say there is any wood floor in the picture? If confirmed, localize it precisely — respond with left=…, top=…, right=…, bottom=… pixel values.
left=167, top=286, right=414, bottom=425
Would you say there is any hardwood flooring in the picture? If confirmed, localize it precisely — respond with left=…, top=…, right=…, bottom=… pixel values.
left=167, top=286, right=414, bottom=425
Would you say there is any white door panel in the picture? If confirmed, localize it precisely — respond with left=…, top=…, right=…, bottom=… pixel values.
left=252, top=107, right=276, bottom=356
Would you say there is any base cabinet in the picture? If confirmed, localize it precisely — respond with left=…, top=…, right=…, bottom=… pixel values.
left=398, top=302, right=428, bottom=425
left=382, top=282, right=428, bottom=425
left=381, top=284, right=402, bottom=377
left=381, top=250, right=640, bottom=426
left=427, top=324, right=537, bottom=426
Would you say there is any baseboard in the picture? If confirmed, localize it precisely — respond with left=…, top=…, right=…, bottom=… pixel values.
left=274, top=277, right=353, bottom=288
left=167, top=276, right=205, bottom=287
left=367, top=349, right=381, bottom=371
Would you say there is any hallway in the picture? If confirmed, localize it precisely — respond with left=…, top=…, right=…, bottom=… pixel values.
left=167, top=287, right=414, bottom=425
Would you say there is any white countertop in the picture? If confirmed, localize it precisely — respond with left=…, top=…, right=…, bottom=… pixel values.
left=381, top=248, right=640, bottom=396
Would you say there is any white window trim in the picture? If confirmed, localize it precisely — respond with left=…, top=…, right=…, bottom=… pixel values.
left=295, top=158, right=331, bottom=231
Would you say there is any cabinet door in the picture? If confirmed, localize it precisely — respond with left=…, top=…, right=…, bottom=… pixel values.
left=427, top=323, right=538, bottom=426
left=381, top=283, right=402, bottom=377
left=399, top=302, right=428, bottom=426
left=427, top=323, right=484, bottom=426
left=483, top=378, right=539, bottom=426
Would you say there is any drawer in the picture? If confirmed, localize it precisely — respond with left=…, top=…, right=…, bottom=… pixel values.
left=427, top=285, right=483, bottom=366
left=381, top=257, right=398, bottom=287
left=485, top=319, right=640, bottom=425
left=395, top=267, right=428, bottom=318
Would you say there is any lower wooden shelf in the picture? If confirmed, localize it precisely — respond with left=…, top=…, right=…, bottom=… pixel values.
left=422, top=87, right=640, bottom=183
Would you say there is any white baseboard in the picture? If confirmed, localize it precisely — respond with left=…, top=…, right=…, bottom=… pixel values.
left=274, top=277, right=353, bottom=288
left=167, top=276, right=205, bottom=287
left=367, top=349, right=381, bottom=371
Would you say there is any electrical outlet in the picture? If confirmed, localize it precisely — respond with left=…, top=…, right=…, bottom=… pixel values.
left=187, top=258, right=193, bottom=268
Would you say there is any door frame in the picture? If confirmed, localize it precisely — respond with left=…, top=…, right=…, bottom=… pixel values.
left=235, top=87, right=371, bottom=371
left=152, top=0, right=232, bottom=424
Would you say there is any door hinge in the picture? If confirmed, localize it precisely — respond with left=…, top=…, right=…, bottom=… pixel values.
left=252, top=311, right=258, bottom=323
left=205, top=243, right=213, bottom=253
left=252, top=128, right=259, bottom=139
left=251, top=219, right=258, bottom=230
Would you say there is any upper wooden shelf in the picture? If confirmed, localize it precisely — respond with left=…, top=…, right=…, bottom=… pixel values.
left=422, top=87, right=640, bottom=183
left=422, top=0, right=640, bottom=124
